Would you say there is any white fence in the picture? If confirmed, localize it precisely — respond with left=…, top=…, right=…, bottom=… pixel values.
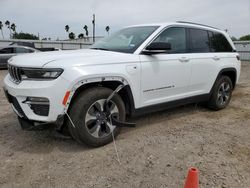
left=0, top=39, right=94, bottom=50
left=234, top=41, right=250, bottom=61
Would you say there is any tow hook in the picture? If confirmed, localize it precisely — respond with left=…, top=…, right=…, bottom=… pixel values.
left=105, top=84, right=135, bottom=128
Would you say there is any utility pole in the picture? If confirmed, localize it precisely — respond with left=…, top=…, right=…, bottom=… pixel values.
left=92, top=14, right=95, bottom=43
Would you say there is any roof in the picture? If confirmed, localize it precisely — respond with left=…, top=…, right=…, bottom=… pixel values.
left=127, top=21, right=224, bottom=33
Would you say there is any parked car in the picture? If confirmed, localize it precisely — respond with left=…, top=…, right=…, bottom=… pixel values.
left=0, top=46, right=39, bottom=68
left=3, top=22, right=241, bottom=147
left=9, top=41, right=35, bottom=48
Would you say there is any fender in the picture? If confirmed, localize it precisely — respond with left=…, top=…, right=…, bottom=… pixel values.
left=62, top=76, right=130, bottom=112
left=209, top=67, right=237, bottom=94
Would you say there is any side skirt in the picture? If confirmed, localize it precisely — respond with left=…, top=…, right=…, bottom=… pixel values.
left=131, top=94, right=210, bottom=117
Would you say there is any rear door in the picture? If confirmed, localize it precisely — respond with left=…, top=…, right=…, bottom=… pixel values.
left=187, top=28, right=219, bottom=96
left=187, top=29, right=235, bottom=96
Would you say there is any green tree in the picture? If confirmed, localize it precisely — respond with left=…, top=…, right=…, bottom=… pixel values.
left=0, top=21, right=4, bottom=39
left=12, top=32, right=39, bottom=40
left=83, top=25, right=88, bottom=37
left=68, top=32, right=75, bottom=39
left=239, top=35, right=250, bottom=41
left=105, top=26, right=110, bottom=35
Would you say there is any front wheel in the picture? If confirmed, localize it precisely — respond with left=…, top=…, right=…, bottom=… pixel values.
left=208, top=76, right=233, bottom=110
left=65, top=87, right=126, bottom=147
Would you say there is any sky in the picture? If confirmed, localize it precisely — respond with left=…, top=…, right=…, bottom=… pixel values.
left=0, top=0, right=250, bottom=40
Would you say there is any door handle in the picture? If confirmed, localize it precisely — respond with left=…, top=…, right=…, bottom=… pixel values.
left=213, top=56, right=220, bottom=61
left=179, top=57, right=189, bottom=63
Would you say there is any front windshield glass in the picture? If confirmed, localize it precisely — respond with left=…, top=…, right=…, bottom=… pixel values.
left=90, top=26, right=159, bottom=53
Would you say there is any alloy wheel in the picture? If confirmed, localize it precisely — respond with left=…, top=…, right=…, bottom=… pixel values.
left=85, top=99, right=119, bottom=138
left=217, top=82, right=231, bottom=106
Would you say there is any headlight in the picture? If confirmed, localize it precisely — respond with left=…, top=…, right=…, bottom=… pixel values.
left=21, top=68, right=63, bottom=80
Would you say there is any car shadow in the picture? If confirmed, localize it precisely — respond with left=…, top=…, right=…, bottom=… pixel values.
left=0, top=102, right=209, bottom=155
left=122, top=103, right=209, bottom=134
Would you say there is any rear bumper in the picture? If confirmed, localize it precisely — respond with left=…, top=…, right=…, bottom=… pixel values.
left=3, top=74, right=70, bottom=122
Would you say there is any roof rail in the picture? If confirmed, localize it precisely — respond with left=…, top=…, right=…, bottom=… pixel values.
left=176, top=21, right=220, bottom=30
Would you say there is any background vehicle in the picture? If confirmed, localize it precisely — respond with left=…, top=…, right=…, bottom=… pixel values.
left=0, top=46, right=39, bottom=68
left=3, top=22, right=241, bottom=147
left=9, top=42, right=62, bottom=51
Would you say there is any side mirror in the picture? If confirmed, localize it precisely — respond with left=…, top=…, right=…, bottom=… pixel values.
left=142, top=42, right=171, bottom=54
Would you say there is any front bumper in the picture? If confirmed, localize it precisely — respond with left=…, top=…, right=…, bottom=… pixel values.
left=3, top=74, right=71, bottom=122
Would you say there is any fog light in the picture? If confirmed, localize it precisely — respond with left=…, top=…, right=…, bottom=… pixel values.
left=24, top=97, right=49, bottom=105
left=23, top=97, right=50, bottom=116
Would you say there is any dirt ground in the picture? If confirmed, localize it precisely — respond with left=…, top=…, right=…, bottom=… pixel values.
left=0, top=62, right=250, bottom=188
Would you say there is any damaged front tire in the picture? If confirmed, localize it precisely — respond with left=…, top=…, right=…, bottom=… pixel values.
left=65, top=87, right=126, bottom=147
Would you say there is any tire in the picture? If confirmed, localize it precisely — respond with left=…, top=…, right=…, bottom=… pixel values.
left=208, top=76, right=233, bottom=110
left=65, top=87, right=126, bottom=147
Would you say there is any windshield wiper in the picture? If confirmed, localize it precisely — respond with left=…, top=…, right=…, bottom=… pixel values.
left=90, top=47, right=110, bottom=51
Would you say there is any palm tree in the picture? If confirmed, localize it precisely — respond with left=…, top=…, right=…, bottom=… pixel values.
left=5, top=20, right=10, bottom=28
left=78, top=33, right=84, bottom=39
left=65, top=25, right=70, bottom=39
left=83, top=25, right=88, bottom=37
left=69, top=32, right=75, bottom=40
left=10, top=23, right=16, bottom=33
left=5, top=20, right=11, bottom=38
left=0, top=21, right=4, bottom=39
left=65, top=25, right=70, bottom=33
left=105, top=26, right=110, bottom=36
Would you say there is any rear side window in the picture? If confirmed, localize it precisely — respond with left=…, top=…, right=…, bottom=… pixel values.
left=189, top=28, right=210, bottom=53
left=208, top=32, right=233, bottom=52
left=153, top=27, right=187, bottom=53
left=15, top=47, right=34, bottom=53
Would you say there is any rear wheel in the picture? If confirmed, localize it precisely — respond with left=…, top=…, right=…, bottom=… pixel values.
left=65, top=87, right=126, bottom=147
left=208, top=76, right=233, bottom=110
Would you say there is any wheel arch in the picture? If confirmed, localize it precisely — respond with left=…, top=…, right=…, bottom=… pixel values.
left=210, top=68, right=237, bottom=94
left=218, top=68, right=237, bottom=89
left=64, top=76, right=135, bottom=116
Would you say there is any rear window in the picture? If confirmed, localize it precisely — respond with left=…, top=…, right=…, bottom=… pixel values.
left=189, top=28, right=210, bottom=53
left=15, top=47, right=34, bottom=53
left=208, top=32, right=233, bottom=52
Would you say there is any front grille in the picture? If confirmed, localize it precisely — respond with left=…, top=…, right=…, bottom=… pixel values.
left=8, top=65, right=22, bottom=83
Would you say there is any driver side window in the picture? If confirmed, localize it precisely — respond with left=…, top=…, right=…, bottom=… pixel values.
left=153, top=27, right=187, bottom=53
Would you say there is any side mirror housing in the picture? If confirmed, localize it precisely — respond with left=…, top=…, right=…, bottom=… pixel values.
left=142, top=42, right=171, bottom=54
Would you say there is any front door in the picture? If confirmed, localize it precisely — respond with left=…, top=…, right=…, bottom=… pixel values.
left=140, top=27, right=191, bottom=106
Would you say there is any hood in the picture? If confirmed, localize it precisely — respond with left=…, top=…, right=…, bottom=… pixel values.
left=9, top=49, right=138, bottom=68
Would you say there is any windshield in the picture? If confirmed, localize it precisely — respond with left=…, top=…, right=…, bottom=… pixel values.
left=91, top=26, right=159, bottom=53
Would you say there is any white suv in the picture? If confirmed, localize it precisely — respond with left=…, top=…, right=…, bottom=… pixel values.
left=3, top=22, right=241, bottom=147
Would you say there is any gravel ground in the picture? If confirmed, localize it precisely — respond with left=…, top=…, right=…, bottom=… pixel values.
left=0, top=62, right=250, bottom=188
